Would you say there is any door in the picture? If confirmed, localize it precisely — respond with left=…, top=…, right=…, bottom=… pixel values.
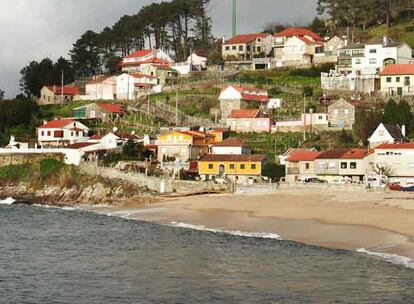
left=219, top=164, right=225, bottom=176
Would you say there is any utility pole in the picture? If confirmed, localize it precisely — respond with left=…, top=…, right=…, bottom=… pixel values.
left=303, top=94, right=307, bottom=142
left=61, top=70, right=64, bottom=107
left=175, top=90, right=179, bottom=126
left=147, top=93, right=150, bottom=116
left=232, top=0, right=237, bottom=38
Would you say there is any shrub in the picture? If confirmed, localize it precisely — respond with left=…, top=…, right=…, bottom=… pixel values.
left=40, top=158, right=61, bottom=179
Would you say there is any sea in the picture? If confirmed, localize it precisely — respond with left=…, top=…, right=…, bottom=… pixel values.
left=1, top=198, right=414, bottom=304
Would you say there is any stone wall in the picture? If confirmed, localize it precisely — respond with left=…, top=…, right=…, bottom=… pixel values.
left=79, top=162, right=231, bottom=195
left=0, top=153, right=64, bottom=168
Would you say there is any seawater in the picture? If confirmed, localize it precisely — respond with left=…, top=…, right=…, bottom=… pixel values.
left=1, top=202, right=414, bottom=304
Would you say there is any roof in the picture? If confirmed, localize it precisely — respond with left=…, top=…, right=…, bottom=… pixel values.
left=199, top=154, right=266, bottom=162
left=316, top=148, right=369, bottom=160
left=38, top=119, right=74, bottom=129
left=229, top=109, right=260, bottom=119
left=224, top=33, right=270, bottom=45
left=339, top=43, right=365, bottom=50
left=223, top=85, right=269, bottom=102
left=90, top=134, right=103, bottom=140
left=97, top=103, right=125, bottom=114
left=212, top=137, right=249, bottom=148
left=297, top=36, right=316, bottom=45
left=376, top=143, right=414, bottom=149
left=124, top=50, right=152, bottom=59
left=129, top=73, right=158, bottom=79
left=66, top=142, right=97, bottom=150
left=274, top=27, right=324, bottom=42
left=46, top=86, right=80, bottom=96
left=229, top=85, right=268, bottom=94
left=286, top=151, right=321, bottom=162
left=120, top=58, right=171, bottom=67
left=380, top=64, right=414, bottom=76
left=181, top=130, right=208, bottom=139
left=383, top=124, right=405, bottom=139
left=282, top=147, right=317, bottom=157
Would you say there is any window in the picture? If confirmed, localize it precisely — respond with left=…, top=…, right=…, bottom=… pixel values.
left=256, top=46, right=261, bottom=52
left=386, top=77, right=392, bottom=83
left=240, top=164, right=246, bottom=170
left=247, top=46, right=251, bottom=51
left=328, top=162, right=336, bottom=168
left=405, top=77, right=410, bottom=86
left=369, top=49, right=377, bottom=54
left=239, top=45, right=243, bottom=51
left=305, top=163, right=310, bottom=170
left=341, top=162, right=347, bottom=169
left=397, top=87, right=403, bottom=96
left=232, top=46, right=236, bottom=50
left=208, top=164, right=213, bottom=169
left=251, top=164, right=257, bottom=170
left=225, top=46, right=230, bottom=51
left=355, top=59, right=361, bottom=64
left=318, top=115, right=323, bottom=120
left=318, top=162, right=325, bottom=169
left=350, top=162, right=357, bottom=169
left=396, top=77, right=400, bottom=82
left=47, top=131, right=51, bottom=136
left=230, top=164, right=235, bottom=170
left=369, top=58, right=377, bottom=64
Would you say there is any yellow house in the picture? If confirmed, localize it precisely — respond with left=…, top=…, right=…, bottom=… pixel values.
left=380, top=64, right=414, bottom=96
left=198, top=154, right=266, bottom=184
left=157, top=131, right=210, bottom=162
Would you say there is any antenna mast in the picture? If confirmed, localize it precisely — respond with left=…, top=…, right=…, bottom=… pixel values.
left=232, top=0, right=237, bottom=37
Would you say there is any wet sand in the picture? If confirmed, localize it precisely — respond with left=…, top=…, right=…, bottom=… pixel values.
left=82, top=188, right=414, bottom=265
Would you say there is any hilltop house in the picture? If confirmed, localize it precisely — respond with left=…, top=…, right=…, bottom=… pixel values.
left=37, top=119, right=89, bottom=147
left=368, top=123, right=407, bottom=147
left=222, top=33, right=272, bottom=60
left=225, top=109, right=273, bottom=133
left=39, top=85, right=80, bottom=105
left=278, top=147, right=317, bottom=165
left=314, top=148, right=371, bottom=183
left=84, top=75, right=117, bottom=100
left=314, top=35, right=346, bottom=64
left=73, top=102, right=125, bottom=122
left=120, top=49, right=174, bottom=73
left=327, top=98, right=356, bottom=129
left=284, top=150, right=321, bottom=182
left=198, top=154, right=266, bottom=184
left=380, top=64, right=414, bottom=96
left=211, top=137, right=252, bottom=155
left=116, top=73, right=160, bottom=100
left=219, top=85, right=269, bottom=119
left=272, top=27, right=325, bottom=65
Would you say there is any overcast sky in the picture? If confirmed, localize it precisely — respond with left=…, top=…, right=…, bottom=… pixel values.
left=0, top=0, right=317, bottom=97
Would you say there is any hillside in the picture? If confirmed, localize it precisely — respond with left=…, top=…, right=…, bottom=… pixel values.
left=367, top=19, right=414, bottom=48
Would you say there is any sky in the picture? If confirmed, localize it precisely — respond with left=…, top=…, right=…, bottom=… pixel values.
left=0, top=0, right=317, bottom=98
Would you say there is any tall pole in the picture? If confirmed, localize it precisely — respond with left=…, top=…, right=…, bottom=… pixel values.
left=232, top=0, right=237, bottom=37
left=303, top=94, right=307, bottom=142
left=61, top=70, right=64, bottom=107
left=175, top=90, right=179, bottom=126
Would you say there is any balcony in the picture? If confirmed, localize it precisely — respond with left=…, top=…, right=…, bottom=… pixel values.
left=286, top=167, right=300, bottom=175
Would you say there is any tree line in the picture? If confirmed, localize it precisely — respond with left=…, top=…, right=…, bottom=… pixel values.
left=19, top=0, right=214, bottom=98
left=0, top=95, right=39, bottom=135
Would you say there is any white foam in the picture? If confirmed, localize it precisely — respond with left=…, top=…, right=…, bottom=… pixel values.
left=170, top=222, right=281, bottom=240
left=0, top=197, right=16, bottom=205
left=356, top=248, right=414, bottom=269
left=106, top=208, right=167, bottom=219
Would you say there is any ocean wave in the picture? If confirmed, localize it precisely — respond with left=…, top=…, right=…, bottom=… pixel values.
left=170, top=221, right=281, bottom=240
left=0, top=197, right=16, bottom=205
left=105, top=208, right=167, bottom=219
left=356, top=248, right=414, bottom=269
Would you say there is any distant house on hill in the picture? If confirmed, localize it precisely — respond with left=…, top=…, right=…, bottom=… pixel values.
left=368, top=123, right=407, bottom=147
left=380, top=64, right=414, bottom=97
left=39, top=85, right=80, bottom=105
left=225, top=109, right=273, bottom=133
left=73, top=102, right=125, bottom=122
left=219, top=85, right=269, bottom=119
left=84, top=75, right=117, bottom=100
left=120, top=49, right=174, bottom=73
left=327, top=98, right=356, bottom=129
left=116, top=73, right=160, bottom=100
left=37, top=119, right=89, bottom=146
left=222, top=33, right=272, bottom=60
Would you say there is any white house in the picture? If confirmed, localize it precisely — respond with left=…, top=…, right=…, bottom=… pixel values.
left=84, top=75, right=117, bottom=100
left=222, top=33, right=273, bottom=60
left=116, top=73, right=160, bottom=100
left=37, top=119, right=89, bottom=146
left=120, top=49, right=174, bottom=73
left=211, top=137, right=252, bottom=155
left=368, top=123, right=407, bottom=147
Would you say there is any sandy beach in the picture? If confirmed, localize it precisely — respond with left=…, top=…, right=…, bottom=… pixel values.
left=83, top=187, right=414, bottom=266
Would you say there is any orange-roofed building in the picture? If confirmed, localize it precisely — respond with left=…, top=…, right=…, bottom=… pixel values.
left=222, top=33, right=272, bottom=60
left=120, top=49, right=174, bottom=73
left=37, top=119, right=89, bottom=147
left=225, top=109, right=273, bottom=133
left=285, top=150, right=321, bottom=182
left=39, top=85, right=80, bottom=105
left=219, top=85, right=269, bottom=119
left=380, top=64, right=414, bottom=96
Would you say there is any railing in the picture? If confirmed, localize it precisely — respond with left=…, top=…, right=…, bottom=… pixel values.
left=286, top=167, right=300, bottom=174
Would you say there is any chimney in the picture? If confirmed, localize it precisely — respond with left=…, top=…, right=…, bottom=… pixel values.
left=383, top=36, right=388, bottom=46
left=43, top=120, right=47, bottom=125
left=402, top=125, right=406, bottom=137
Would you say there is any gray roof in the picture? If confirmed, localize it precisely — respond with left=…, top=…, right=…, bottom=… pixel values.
left=383, top=124, right=406, bottom=140
left=340, top=43, right=365, bottom=50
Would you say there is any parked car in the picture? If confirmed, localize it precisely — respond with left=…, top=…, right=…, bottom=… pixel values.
left=304, top=177, right=328, bottom=184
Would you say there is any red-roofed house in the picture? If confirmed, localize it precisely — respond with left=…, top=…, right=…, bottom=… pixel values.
left=272, top=27, right=325, bottom=65
left=116, top=73, right=160, bottom=100
left=39, top=85, right=80, bottom=105
left=120, top=49, right=173, bottom=73
left=225, top=109, right=273, bottom=133
left=219, top=85, right=269, bottom=119
left=380, top=64, right=414, bottom=96
left=37, top=119, right=89, bottom=146
left=73, top=102, right=125, bottom=122
left=285, top=150, right=321, bottom=182
left=211, top=137, right=252, bottom=155
left=222, top=33, right=272, bottom=60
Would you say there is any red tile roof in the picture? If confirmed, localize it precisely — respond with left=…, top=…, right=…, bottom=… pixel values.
left=297, top=36, right=316, bottom=45
left=200, top=154, right=266, bottom=162
left=274, top=27, right=324, bottom=43
left=230, top=85, right=268, bottom=94
left=212, top=137, right=249, bottom=148
left=222, top=85, right=269, bottom=102
left=46, top=86, right=80, bottom=96
left=229, top=109, right=260, bottom=119
left=97, top=103, right=125, bottom=114
left=90, top=134, right=103, bottom=140
left=224, top=33, right=270, bottom=45
left=380, top=64, right=414, bottom=76
left=120, top=58, right=171, bottom=67
left=340, top=149, right=370, bottom=159
left=124, top=50, right=152, bottom=59
left=38, top=119, right=74, bottom=129
left=241, top=93, right=269, bottom=102
left=286, top=151, right=321, bottom=162
left=316, top=148, right=370, bottom=159
left=66, top=142, right=97, bottom=150
left=376, top=143, right=414, bottom=149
